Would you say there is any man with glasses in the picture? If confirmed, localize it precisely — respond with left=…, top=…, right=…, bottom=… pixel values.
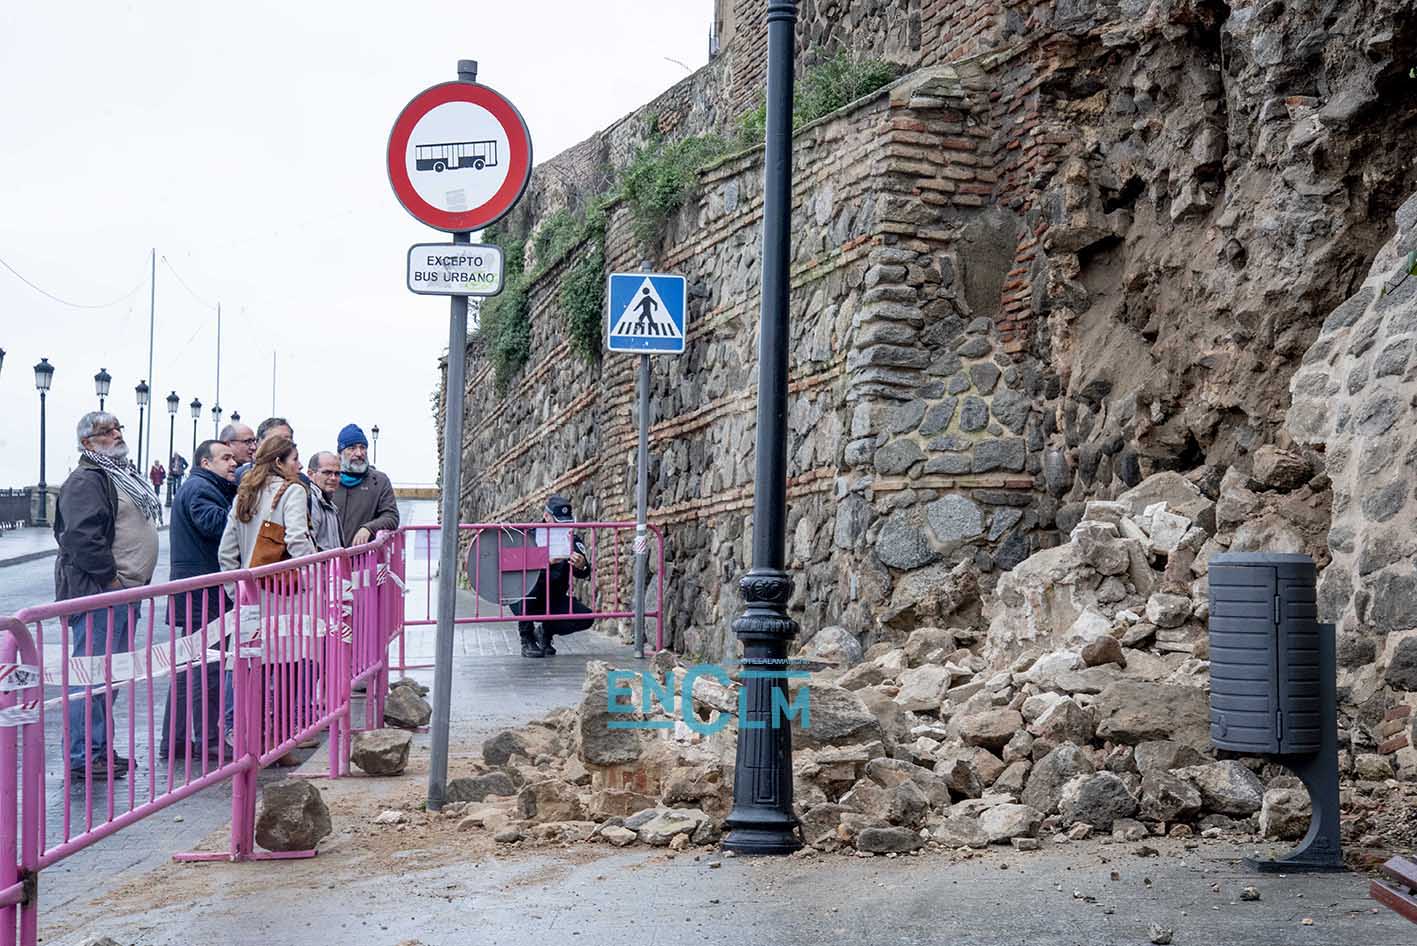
left=218, top=422, right=258, bottom=467
left=54, top=412, right=162, bottom=780
left=304, top=451, right=343, bottom=552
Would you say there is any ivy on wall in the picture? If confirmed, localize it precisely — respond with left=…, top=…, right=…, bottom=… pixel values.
left=476, top=53, right=897, bottom=396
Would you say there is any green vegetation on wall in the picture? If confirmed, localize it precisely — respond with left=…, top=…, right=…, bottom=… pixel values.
left=476, top=53, right=896, bottom=395
left=738, top=51, right=900, bottom=144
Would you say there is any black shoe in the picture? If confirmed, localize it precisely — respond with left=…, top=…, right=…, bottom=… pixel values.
left=535, top=626, right=555, bottom=656
left=520, top=639, right=546, bottom=658
left=70, top=754, right=129, bottom=780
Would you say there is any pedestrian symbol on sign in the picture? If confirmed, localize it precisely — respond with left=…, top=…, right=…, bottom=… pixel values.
left=606, top=273, right=687, bottom=354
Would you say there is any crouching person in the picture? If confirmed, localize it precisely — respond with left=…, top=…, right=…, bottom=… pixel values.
left=512, top=495, right=594, bottom=658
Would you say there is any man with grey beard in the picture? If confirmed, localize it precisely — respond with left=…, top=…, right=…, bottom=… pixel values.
left=330, top=424, right=398, bottom=547
left=54, top=411, right=162, bottom=780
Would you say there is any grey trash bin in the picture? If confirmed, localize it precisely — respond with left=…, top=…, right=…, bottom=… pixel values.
left=1208, top=552, right=1342, bottom=872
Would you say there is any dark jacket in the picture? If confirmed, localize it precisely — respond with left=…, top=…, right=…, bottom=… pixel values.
left=171, top=468, right=237, bottom=579
left=332, top=467, right=399, bottom=546
left=53, top=458, right=119, bottom=602
left=524, top=533, right=591, bottom=606
left=169, top=467, right=238, bottom=629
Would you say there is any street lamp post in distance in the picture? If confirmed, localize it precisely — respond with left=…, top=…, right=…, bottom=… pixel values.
left=190, top=397, right=202, bottom=460
left=33, top=358, right=55, bottom=527
left=166, top=391, right=180, bottom=507
left=135, top=380, right=151, bottom=471
left=94, top=368, right=112, bottom=411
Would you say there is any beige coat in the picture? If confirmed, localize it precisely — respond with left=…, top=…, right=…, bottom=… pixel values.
left=218, top=479, right=316, bottom=573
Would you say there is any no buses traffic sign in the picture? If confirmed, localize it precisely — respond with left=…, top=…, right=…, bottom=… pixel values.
left=387, top=80, right=533, bottom=233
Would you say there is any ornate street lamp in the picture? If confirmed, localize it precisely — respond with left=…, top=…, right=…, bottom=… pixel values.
left=231, top=410, right=241, bottom=424
left=94, top=367, right=112, bottom=411
left=33, top=357, right=54, bottom=527
left=190, top=397, right=202, bottom=460
left=371, top=424, right=380, bottom=465
left=211, top=403, right=223, bottom=440
left=721, top=0, right=802, bottom=855
left=166, top=391, right=180, bottom=507
left=0, top=348, right=6, bottom=377
left=134, top=380, right=150, bottom=470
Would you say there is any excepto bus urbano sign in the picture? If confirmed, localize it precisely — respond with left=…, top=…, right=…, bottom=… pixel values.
left=406, top=243, right=504, bottom=297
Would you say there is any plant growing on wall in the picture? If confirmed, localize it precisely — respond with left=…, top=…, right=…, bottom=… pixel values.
left=619, top=133, right=730, bottom=245
left=738, top=52, right=900, bottom=145
left=477, top=231, right=532, bottom=393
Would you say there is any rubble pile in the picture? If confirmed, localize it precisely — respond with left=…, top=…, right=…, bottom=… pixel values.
left=409, top=469, right=1417, bottom=856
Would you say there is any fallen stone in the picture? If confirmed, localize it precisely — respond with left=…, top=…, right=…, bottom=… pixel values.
left=601, top=825, right=638, bottom=847
left=1094, top=682, right=1210, bottom=752
left=1252, top=446, right=1312, bottom=491
left=805, top=626, right=865, bottom=667
left=857, top=825, right=925, bottom=853
left=1144, top=594, right=1192, bottom=629
left=895, top=665, right=953, bottom=712
left=1259, top=787, right=1311, bottom=840
left=1149, top=925, right=1173, bottom=945
left=447, top=771, right=518, bottom=804
left=1058, top=772, right=1138, bottom=831
left=1081, top=636, right=1125, bottom=668
left=1133, top=740, right=1207, bottom=774
left=866, top=757, right=953, bottom=809
left=374, top=809, right=407, bottom=825
left=390, top=677, right=429, bottom=697
left=518, top=779, right=585, bottom=823
left=484, top=726, right=558, bottom=766
left=494, top=826, right=524, bottom=844
left=1354, top=753, right=1395, bottom=781
left=1029, top=698, right=1096, bottom=746
left=978, top=803, right=1042, bottom=843
left=800, top=804, right=850, bottom=850
left=836, top=662, right=888, bottom=690
left=929, top=814, right=989, bottom=849
left=1010, top=836, right=1041, bottom=851
left=1240, top=885, right=1261, bottom=902
left=1111, top=818, right=1149, bottom=842
left=1174, top=761, right=1265, bottom=816
left=255, top=780, right=332, bottom=852
left=903, top=627, right=958, bottom=665
left=578, top=662, right=643, bottom=766
left=350, top=728, right=413, bottom=776
left=384, top=686, right=433, bottom=730
left=635, top=808, right=712, bottom=846
left=794, top=685, right=883, bottom=749
left=1118, top=472, right=1215, bottom=532
left=1140, top=771, right=1203, bottom=822
left=1022, top=743, right=1095, bottom=814
left=956, top=709, right=1025, bottom=751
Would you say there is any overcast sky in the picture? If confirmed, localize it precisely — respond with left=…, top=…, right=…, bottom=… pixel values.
left=0, top=0, right=710, bottom=491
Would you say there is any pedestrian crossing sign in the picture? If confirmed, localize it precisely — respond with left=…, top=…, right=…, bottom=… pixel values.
left=606, top=272, right=687, bottom=354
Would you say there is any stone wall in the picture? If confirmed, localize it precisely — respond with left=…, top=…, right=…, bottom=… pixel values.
left=1288, top=192, right=1417, bottom=775
left=440, top=0, right=1417, bottom=669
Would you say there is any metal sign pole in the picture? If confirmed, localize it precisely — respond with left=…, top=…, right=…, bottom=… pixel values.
left=427, top=58, right=479, bottom=814
left=632, top=351, right=650, bottom=658
left=631, top=260, right=654, bottom=658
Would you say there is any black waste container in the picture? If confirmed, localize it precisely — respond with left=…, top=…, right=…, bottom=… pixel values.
left=1208, top=552, right=1321, bottom=754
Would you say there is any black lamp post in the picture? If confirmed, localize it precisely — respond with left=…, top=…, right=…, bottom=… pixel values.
left=190, top=397, right=202, bottom=460
left=165, top=391, right=179, bottom=507
left=134, top=380, right=150, bottom=471
left=231, top=410, right=240, bottom=424
left=211, top=403, right=222, bottom=440
left=371, top=425, right=380, bottom=465
left=721, top=0, right=801, bottom=856
left=94, top=367, right=112, bottom=411
left=34, top=357, right=54, bottom=527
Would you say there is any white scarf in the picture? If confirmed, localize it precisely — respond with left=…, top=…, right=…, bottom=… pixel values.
left=83, top=449, right=163, bottom=524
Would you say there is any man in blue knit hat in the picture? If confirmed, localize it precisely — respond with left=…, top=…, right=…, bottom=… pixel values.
left=331, top=423, right=399, bottom=546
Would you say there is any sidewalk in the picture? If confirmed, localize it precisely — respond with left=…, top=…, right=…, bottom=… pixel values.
left=0, top=523, right=170, bottom=569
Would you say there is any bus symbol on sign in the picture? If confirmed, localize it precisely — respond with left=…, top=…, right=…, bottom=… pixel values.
left=415, top=140, right=500, bottom=173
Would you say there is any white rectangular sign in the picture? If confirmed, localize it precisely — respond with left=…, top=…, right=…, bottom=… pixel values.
left=407, top=243, right=504, bottom=296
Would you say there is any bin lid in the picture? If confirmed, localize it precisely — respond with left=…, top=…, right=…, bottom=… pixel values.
left=1210, top=552, right=1313, bottom=565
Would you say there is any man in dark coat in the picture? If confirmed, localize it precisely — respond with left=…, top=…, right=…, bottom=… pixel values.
left=161, top=439, right=238, bottom=759
left=512, top=495, right=594, bottom=658
left=331, top=424, right=399, bottom=546
left=55, top=411, right=162, bottom=780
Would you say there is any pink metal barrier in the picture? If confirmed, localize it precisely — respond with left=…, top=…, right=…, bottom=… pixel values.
left=388, top=522, right=666, bottom=670
left=0, top=534, right=402, bottom=946
left=0, top=519, right=661, bottom=944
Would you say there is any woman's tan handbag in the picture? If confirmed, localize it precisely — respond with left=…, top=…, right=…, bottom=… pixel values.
left=250, top=484, right=294, bottom=568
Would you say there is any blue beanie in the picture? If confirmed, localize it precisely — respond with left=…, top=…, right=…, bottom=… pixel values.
left=338, top=424, right=368, bottom=452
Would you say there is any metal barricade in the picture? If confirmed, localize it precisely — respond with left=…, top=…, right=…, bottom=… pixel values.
left=389, top=521, right=666, bottom=673
left=0, top=533, right=400, bottom=945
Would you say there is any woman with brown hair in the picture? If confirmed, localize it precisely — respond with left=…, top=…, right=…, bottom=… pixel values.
left=218, top=436, right=314, bottom=571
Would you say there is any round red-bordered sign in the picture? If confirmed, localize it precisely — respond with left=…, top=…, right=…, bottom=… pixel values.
left=387, top=81, right=533, bottom=233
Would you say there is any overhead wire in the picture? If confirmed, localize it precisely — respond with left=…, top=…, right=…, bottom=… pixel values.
left=0, top=253, right=148, bottom=309
left=159, top=256, right=218, bottom=311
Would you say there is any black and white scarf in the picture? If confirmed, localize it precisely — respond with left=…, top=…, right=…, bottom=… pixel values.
left=82, top=449, right=163, bottom=524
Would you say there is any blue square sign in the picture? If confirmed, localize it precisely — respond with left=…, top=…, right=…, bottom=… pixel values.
left=607, top=272, right=687, bottom=354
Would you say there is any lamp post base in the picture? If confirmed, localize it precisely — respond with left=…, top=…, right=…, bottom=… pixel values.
left=722, top=814, right=801, bottom=855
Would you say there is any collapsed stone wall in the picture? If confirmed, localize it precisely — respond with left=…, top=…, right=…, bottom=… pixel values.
left=437, top=0, right=1417, bottom=683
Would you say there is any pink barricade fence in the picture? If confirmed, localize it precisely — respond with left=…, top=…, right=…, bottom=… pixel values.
left=0, top=532, right=403, bottom=946
left=0, top=519, right=661, bottom=944
left=387, top=521, right=666, bottom=672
